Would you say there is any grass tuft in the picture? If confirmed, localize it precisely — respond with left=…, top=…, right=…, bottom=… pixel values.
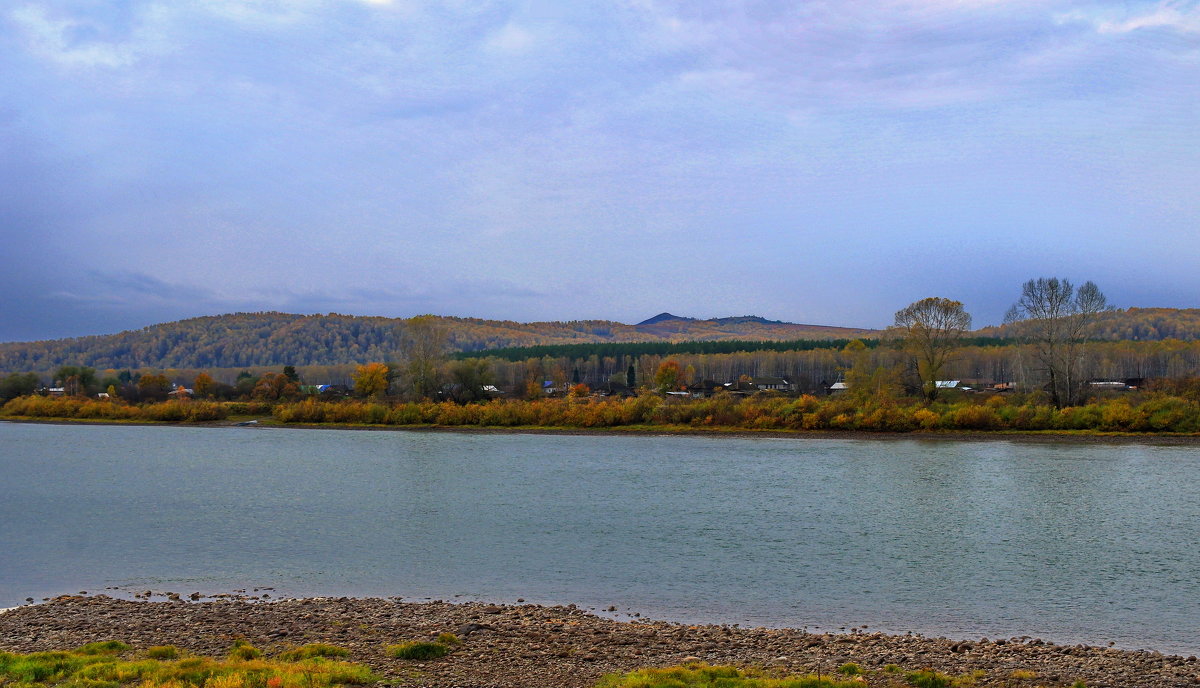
left=145, top=647, right=182, bottom=660
left=76, top=642, right=131, bottom=656
left=227, top=641, right=262, bottom=661
left=385, top=642, right=450, bottom=660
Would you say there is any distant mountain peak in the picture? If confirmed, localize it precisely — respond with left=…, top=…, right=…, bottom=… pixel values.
left=636, top=312, right=696, bottom=326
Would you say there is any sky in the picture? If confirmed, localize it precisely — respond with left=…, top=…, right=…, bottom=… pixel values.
left=1, top=0, right=1198, bottom=342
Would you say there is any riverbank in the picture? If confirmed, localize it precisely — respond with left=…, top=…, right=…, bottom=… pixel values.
left=8, top=393, right=1200, bottom=436
left=0, top=596, right=1194, bottom=688
left=5, top=415, right=1200, bottom=445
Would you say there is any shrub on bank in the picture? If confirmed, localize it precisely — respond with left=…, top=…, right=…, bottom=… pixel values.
left=0, top=396, right=227, bottom=422
left=9, top=389, right=1200, bottom=434
left=258, top=393, right=1200, bottom=433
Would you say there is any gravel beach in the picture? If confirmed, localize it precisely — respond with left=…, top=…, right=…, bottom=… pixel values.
left=1, top=596, right=1196, bottom=688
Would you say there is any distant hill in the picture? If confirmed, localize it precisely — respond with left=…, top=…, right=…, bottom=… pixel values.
left=636, top=312, right=696, bottom=325
left=0, top=311, right=877, bottom=373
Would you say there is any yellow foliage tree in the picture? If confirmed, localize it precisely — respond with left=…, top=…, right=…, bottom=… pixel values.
left=654, top=359, right=682, bottom=392
left=194, top=372, right=216, bottom=399
left=352, top=362, right=391, bottom=399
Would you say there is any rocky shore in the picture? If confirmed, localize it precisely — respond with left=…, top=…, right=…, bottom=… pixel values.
left=1, top=596, right=1197, bottom=687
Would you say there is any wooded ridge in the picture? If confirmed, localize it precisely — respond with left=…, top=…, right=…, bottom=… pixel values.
left=2, top=307, right=1199, bottom=375
left=0, top=311, right=876, bottom=373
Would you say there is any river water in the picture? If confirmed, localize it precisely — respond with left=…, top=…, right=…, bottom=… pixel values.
left=2, top=422, right=1197, bottom=653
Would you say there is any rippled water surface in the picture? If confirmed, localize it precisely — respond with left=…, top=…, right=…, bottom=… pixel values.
left=2, top=422, right=1198, bottom=653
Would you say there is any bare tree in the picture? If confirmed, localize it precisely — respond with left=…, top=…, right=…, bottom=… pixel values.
left=1005, top=278, right=1112, bottom=407
left=891, top=297, right=972, bottom=402
left=397, top=316, right=449, bottom=400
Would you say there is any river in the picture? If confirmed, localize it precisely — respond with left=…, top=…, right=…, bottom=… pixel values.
left=1, top=422, right=1197, bottom=653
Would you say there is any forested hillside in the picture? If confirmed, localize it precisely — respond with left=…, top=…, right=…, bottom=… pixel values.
left=979, top=307, right=1200, bottom=341
left=0, top=312, right=876, bottom=374
left=6, top=307, right=1200, bottom=376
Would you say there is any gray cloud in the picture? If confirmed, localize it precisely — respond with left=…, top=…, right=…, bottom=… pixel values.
left=1, top=0, right=1197, bottom=341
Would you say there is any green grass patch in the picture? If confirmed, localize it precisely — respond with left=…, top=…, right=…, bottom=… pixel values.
left=385, top=642, right=450, bottom=660
left=0, top=646, right=376, bottom=688
left=144, top=647, right=181, bottom=660
left=595, top=664, right=869, bottom=688
left=227, top=641, right=262, bottom=661
left=277, top=645, right=350, bottom=662
left=434, top=633, right=461, bottom=646
left=76, top=643, right=131, bottom=656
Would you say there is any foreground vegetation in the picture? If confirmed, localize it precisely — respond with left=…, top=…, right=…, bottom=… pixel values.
left=596, top=664, right=868, bottom=688
left=0, top=642, right=375, bottom=688
left=0, top=643, right=1076, bottom=688
left=5, top=391, right=1200, bottom=434
left=594, top=663, right=1041, bottom=688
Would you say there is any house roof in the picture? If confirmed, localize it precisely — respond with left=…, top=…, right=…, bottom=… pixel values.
left=752, top=376, right=789, bottom=385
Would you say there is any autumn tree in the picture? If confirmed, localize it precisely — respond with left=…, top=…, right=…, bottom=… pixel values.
left=253, top=372, right=300, bottom=401
left=654, top=359, right=682, bottom=392
left=398, top=316, right=448, bottom=400
left=1005, top=277, right=1112, bottom=407
left=840, top=340, right=900, bottom=405
left=138, top=373, right=172, bottom=401
left=194, top=372, right=216, bottom=399
left=891, top=297, right=972, bottom=402
left=352, top=362, right=391, bottom=399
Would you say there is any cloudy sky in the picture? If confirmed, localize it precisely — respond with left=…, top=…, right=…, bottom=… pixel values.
left=1, top=0, right=1197, bottom=342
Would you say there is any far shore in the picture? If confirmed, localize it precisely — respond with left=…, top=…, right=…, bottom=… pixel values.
left=4, top=416, right=1200, bottom=445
